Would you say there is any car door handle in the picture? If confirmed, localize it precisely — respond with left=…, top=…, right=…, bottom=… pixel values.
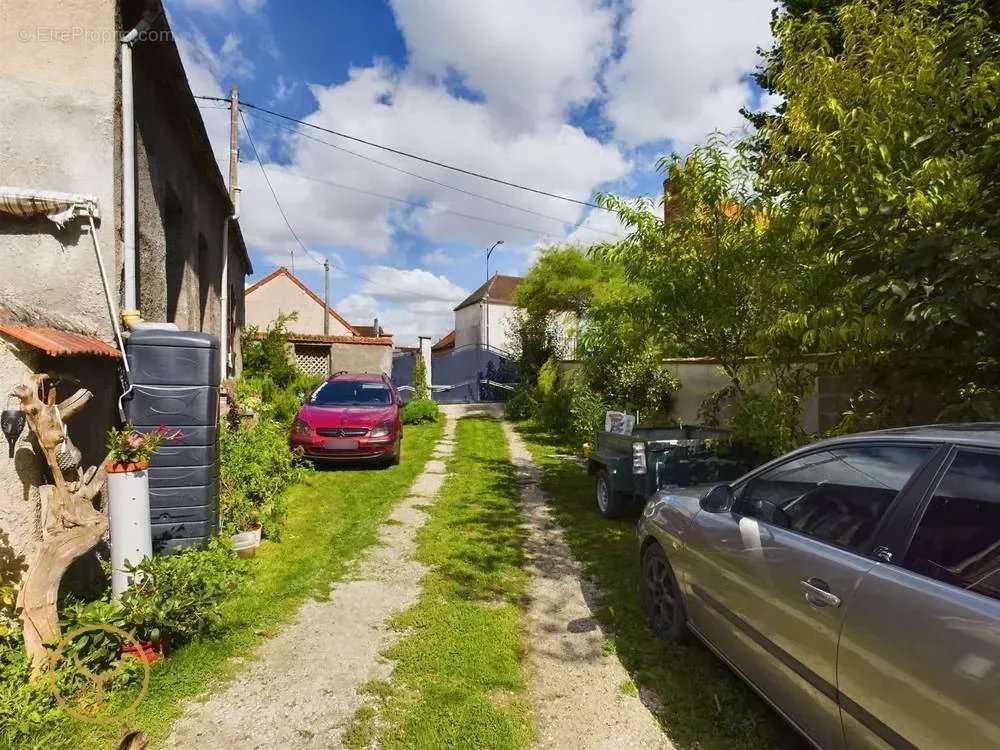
left=800, top=578, right=841, bottom=608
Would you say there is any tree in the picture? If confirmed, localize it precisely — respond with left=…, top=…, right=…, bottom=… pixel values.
left=596, top=136, right=790, bottom=397
left=754, top=0, right=1000, bottom=422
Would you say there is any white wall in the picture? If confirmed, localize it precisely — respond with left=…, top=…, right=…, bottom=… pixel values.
left=454, top=304, right=481, bottom=349
left=484, top=302, right=517, bottom=353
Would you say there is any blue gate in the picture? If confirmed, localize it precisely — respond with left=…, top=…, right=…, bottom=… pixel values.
left=391, top=345, right=516, bottom=403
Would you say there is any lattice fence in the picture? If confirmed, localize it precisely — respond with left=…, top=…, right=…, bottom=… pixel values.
left=293, top=344, right=329, bottom=377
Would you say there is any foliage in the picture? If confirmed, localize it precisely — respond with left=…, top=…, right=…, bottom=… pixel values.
left=241, top=312, right=299, bottom=390
left=118, top=540, right=245, bottom=648
left=753, top=0, right=1000, bottom=421
left=0, top=632, right=66, bottom=747
left=513, top=247, right=612, bottom=319
left=596, top=136, right=790, bottom=396
left=105, top=424, right=181, bottom=466
left=401, top=398, right=439, bottom=425
left=412, top=355, right=429, bottom=401
left=503, top=384, right=536, bottom=421
left=528, top=358, right=607, bottom=449
left=220, top=399, right=308, bottom=536
left=239, top=371, right=323, bottom=427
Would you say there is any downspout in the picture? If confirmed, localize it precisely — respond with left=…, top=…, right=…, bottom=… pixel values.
left=120, top=12, right=157, bottom=319
left=219, top=186, right=240, bottom=382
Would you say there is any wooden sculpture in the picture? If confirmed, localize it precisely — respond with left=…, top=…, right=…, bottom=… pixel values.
left=10, top=373, right=110, bottom=670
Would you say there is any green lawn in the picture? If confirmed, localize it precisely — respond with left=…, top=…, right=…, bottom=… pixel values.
left=353, top=416, right=533, bottom=750
left=515, top=421, right=804, bottom=750
left=44, top=420, right=443, bottom=750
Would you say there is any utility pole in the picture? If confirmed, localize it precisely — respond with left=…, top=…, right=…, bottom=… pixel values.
left=324, top=258, right=332, bottom=376
left=220, top=84, right=239, bottom=383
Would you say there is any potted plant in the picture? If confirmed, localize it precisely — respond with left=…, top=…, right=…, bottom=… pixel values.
left=105, top=425, right=181, bottom=596
left=223, top=490, right=262, bottom=558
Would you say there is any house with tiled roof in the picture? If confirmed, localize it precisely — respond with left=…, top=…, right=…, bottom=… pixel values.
left=245, top=266, right=392, bottom=376
left=453, top=274, right=523, bottom=354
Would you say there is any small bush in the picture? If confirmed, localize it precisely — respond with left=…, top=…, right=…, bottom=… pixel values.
left=402, top=398, right=439, bottom=424
left=118, top=540, right=245, bottom=648
left=412, top=355, right=429, bottom=401
left=0, top=632, right=67, bottom=745
left=220, top=400, right=308, bottom=537
left=504, top=383, right=536, bottom=421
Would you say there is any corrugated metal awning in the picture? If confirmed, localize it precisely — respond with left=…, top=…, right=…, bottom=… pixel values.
left=0, top=325, right=121, bottom=358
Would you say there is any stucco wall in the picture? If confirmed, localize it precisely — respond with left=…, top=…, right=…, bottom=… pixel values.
left=0, top=0, right=121, bottom=342
left=246, top=274, right=354, bottom=337
left=329, top=342, right=392, bottom=376
left=484, top=302, right=517, bottom=354
left=0, top=1, right=121, bottom=565
left=454, top=304, right=481, bottom=349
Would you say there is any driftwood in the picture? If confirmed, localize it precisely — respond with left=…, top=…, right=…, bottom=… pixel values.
left=11, top=373, right=110, bottom=670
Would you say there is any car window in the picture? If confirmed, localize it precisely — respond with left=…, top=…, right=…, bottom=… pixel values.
left=311, top=381, right=392, bottom=406
left=737, top=445, right=932, bottom=553
left=904, top=451, right=1000, bottom=601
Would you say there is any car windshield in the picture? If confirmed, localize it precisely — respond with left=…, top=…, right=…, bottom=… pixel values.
left=311, top=380, right=392, bottom=406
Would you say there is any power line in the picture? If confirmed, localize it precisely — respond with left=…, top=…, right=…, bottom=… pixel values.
left=251, top=113, right=623, bottom=239
left=239, top=109, right=331, bottom=272
left=274, top=167, right=570, bottom=242
left=196, top=94, right=611, bottom=212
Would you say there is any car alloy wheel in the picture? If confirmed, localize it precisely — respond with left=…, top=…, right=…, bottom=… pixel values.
left=641, top=545, right=686, bottom=641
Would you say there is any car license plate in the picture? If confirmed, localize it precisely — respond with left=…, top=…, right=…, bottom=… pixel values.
left=323, top=438, right=358, bottom=450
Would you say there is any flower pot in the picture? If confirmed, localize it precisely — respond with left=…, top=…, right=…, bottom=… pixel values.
left=231, top=525, right=262, bottom=558
left=121, top=641, right=164, bottom=664
left=106, top=462, right=153, bottom=598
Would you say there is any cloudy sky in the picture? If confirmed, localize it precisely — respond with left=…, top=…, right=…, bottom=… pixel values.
left=166, top=0, right=777, bottom=344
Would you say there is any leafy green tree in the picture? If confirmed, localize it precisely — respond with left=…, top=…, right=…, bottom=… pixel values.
left=596, top=136, right=789, bottom=397
left=242, top=312, right=299, bottom=389
left=754, top=0, right=1000, bottom=422
left=412, top=355, right=429, bottom=401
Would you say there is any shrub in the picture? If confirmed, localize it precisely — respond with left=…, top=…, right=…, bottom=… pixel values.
left=504, top=383, right=536, bottom=421
left=0, top=632, right=66, bottom=745
left=566, top=379, right=607, bottom=449
left=412, top=355, right=429, bottom=401
left=242, top=313, right=299, bottom=389
left=220, top=400, right=307, bottom=537
left=118, top=540, right=245, bottom=648
left=402, top=398, right=439, bottom=424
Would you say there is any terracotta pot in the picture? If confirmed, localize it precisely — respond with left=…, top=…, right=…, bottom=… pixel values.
left=106, top=460, right=150, bottom=474
left=121, top=641, right=163, bottom=664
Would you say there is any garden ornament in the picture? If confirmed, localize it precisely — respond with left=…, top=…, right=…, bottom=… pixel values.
left=2, top=395, right=26, bottom=458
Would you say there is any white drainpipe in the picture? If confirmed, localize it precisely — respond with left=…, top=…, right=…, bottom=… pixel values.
left=219, top=187, right=240, bottom=382
left=120, top=28, right=139, bottom=315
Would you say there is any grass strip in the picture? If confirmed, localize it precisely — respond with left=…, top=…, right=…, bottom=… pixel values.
left=44, top=420, right=443, bottom=750
left=515, top=421, right=803, bottom=750
left=368, top=416, right=533, bottom=750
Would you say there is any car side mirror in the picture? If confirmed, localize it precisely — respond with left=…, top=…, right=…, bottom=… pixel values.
left=700, top=483, right=735, bottom=513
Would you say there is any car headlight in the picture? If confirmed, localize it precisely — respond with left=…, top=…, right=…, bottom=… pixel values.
left=291, top=419, right=312, bottom=436
left=369, top=421, right=393, bottom=438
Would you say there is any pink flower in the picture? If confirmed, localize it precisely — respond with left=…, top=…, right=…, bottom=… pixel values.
left=127, top=432, right=145, bottom=449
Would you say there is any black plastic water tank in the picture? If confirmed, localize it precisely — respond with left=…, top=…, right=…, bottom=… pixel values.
left=126, top=329, right=220, bottom=553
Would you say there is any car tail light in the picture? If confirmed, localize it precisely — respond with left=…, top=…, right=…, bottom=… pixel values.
left=632, top=442, right=647, bottom=475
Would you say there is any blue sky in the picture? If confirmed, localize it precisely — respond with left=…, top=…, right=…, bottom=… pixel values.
left=165, top=0, right=778, bottom=343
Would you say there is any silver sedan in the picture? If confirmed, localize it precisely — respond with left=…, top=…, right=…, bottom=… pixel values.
left=637, top=424, right=1000, bottom=749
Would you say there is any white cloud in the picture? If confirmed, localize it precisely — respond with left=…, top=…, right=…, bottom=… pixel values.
left=389, top=0, right=615, bottom=132
left=271, top=74, right=296, bottom=103
left=336, top=267, right=469, bottom=344
left=565, top=207, right=632, bottom=246
left=420, top=248, right=451, bottom=266
left=604, top=0, right=774, bottom=146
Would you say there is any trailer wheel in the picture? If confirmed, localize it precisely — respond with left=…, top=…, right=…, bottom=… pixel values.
left=595, top=470, right=629, bottom=518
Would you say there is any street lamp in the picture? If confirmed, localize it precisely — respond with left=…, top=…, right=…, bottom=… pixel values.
left=484, top=240, right=503, bottom=353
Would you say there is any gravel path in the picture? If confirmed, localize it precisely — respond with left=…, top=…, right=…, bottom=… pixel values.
left=162, top=411, right=458, bottom=750
left=502, top=422, right=674, bottom=750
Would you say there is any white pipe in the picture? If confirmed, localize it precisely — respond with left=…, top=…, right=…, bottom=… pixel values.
left=219, top=187, right=241, bottom=383
left=121, top=32, right=138, bottom=313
